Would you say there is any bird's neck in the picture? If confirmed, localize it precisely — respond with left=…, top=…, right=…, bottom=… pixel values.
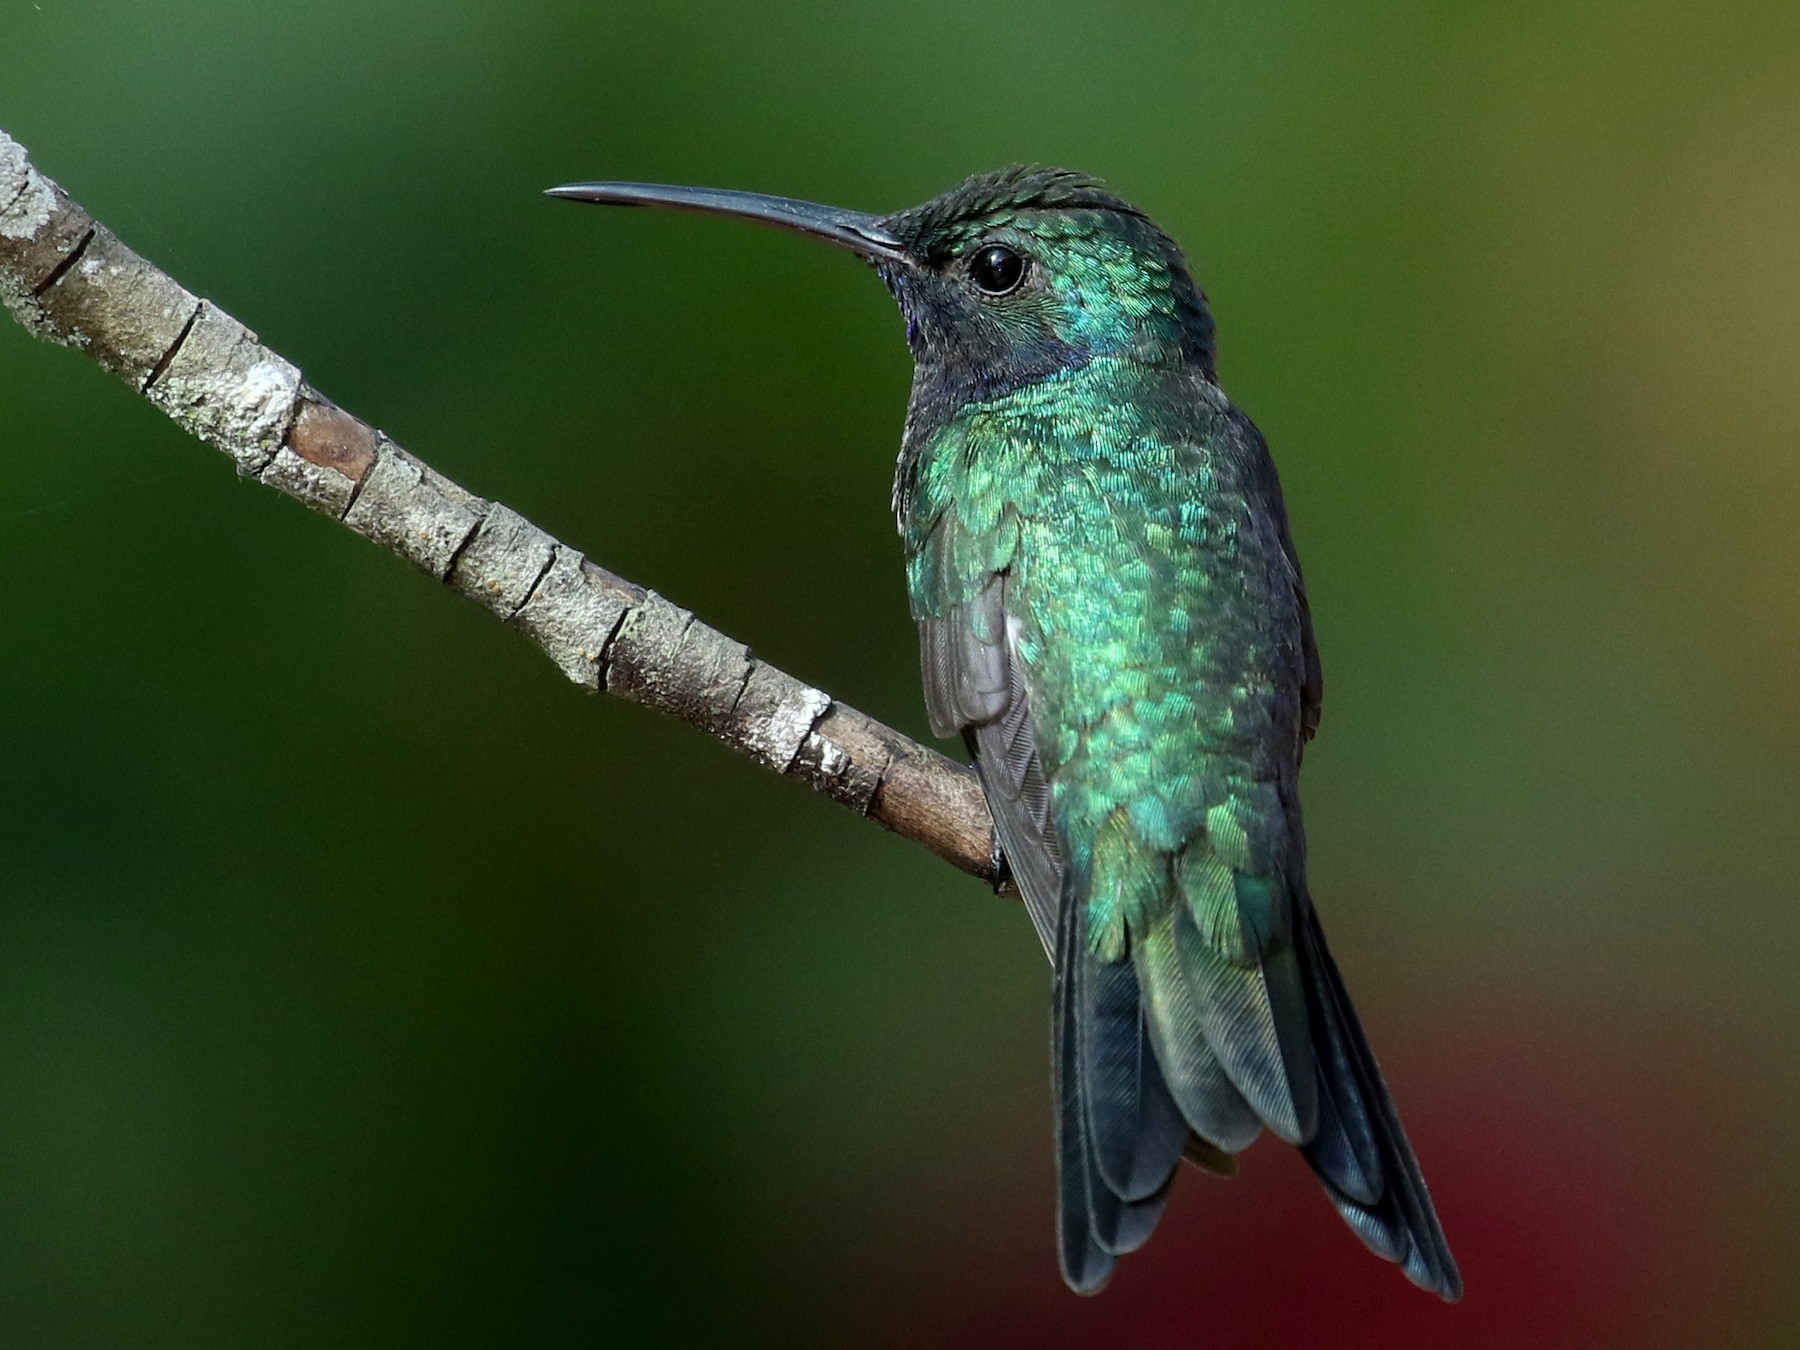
left=892, top=354, right=1214, bottom=527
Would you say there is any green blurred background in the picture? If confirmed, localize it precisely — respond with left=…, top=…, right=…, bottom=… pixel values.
left=3, top=1, right=1797, bottom=1345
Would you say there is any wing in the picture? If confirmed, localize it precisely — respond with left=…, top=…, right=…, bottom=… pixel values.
left=918, top=568, right=1061, bottom=958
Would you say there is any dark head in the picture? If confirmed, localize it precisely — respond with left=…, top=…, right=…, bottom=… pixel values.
left=548, top=166, right=1218, bottom=406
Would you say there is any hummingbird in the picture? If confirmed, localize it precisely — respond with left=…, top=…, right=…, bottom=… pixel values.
left=548, top=166, right=1461, bottom=1300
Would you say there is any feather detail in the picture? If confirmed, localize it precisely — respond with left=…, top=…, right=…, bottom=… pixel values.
left=1054, top=890, right=1113, bottom=1293
left=1056, top=884, right=1183, bottom=1290
left=1133, top=909, right=1263, bottom=1152
left=1171, top=900, right=1318, bottom=1145
left=1298, top=905, right=1463, bottom=1301
left=1078, top=934, right=1188, bottom=1202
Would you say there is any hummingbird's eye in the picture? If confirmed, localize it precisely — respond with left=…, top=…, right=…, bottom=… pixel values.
left=968, top=244, right=1027, bottom=297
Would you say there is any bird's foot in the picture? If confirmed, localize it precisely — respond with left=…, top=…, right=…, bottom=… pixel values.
left=988, top=833, right=1013, bottom=895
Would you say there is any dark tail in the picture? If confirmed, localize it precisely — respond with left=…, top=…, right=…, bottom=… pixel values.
left=1055, top=897, right=1461, bottom=1299
left=1054, top=900, right=1189, bottom=1293
left=1298, top=904, right=1463, bottom=1300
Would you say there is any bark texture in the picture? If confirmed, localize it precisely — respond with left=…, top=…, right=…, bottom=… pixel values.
left=0, top=128, right=1000, bottom=886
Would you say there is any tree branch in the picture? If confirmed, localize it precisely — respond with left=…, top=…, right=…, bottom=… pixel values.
left=0, top=127, right=999, bottom=886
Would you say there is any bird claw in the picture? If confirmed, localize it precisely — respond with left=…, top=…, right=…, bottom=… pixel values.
left=989, top=832, right=1013, bottom=894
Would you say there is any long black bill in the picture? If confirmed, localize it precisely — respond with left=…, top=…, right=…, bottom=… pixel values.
left=544, top=181, right=908, bottom=263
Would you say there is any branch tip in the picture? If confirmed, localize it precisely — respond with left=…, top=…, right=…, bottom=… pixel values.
left=0, top=125, right=1001, bottom=902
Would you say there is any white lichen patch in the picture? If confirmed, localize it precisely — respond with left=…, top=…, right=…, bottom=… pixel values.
left=158, top=355, right=299, bottom=446
left=231, top=359, right=302, bottom=441
left=148, top=303, right=303, bottom=471
left=803, top=731, right=851, bottom=780
left=0, top=275, right=35, bottom=329
left=0, top=132, right=54, bottom=241
left=743, top=681, right=832, bottom=771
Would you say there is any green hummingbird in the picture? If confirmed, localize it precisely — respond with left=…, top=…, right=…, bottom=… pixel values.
left=549, top=166, right=1461, bottom=1300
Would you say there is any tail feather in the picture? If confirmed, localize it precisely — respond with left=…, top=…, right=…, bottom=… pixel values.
left=1307, top=1065, right=1381, bottom=1207
left=1055, top=901, right=1113, bottom=1292
left=1058, top=886, right=1459, bottom=1300
left=1056, top=896, right=1188, bottom=1292
left=1133, top=910, right=1264, bottom=1152
left=1093, top=1168, right=1175, bottom=1256
left=1081, top=946, right=1189, bottom=1201
left=1173, top=882, right=1319, bottom=1146
left=1298, top=906, right=1463, bottom=1301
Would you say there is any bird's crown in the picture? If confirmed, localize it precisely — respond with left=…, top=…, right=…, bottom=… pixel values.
left=882, top=165, right=1151, bottom=258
